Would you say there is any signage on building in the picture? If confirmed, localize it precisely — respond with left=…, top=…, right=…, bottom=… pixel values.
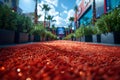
left=77, top=0, right=92, bottom=19
left=57, top=27, right=64, bottom=35
left=77, top=7, right=82, bottom=15
left=84, top=0, right=90, bottom=7
left=56, top=27, right=65, bottom=38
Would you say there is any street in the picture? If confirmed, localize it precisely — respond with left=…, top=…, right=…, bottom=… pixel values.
left=0, top=40, right=120, bottom=80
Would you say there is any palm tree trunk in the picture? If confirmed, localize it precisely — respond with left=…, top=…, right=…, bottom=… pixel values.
left=92, top=0, right=96, bottom=25
left=49, top=20, right=50, bottom=28
left=44, top=11, right=46, bottom=27
left=34, top=0, right=38, bottom=24
left=76, top=11, right=78, bottom=29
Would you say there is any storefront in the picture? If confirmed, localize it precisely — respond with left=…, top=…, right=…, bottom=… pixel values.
left=56, top=27, right=65, bottom=39
left=79, top=6, right=92, bottom=25
left=106, top=0, right=120, bottom=12
left=75, top=0, right=120, bottom=26
left=0, top=0, right=4, bottom=5
left=75, top=0, right=93, bottom=26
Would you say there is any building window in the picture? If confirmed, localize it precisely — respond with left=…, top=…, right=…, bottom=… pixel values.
left=4, top=0, right=9, bottom=2
left=107, top=0, right=120, bottom=11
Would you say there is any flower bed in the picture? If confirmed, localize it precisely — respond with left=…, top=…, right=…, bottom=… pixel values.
left=0, top=40, right=120, bottom=80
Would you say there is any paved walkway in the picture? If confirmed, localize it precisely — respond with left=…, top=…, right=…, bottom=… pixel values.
left=0, top=40, right=120, bottom=80
left=0, top=41, right=119, bottom=48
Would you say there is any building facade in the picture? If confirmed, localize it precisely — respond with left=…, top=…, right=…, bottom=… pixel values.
left=56, top=27, right=65, bottom=39
left=0, top=0, right=4, bottom=4
left=0, top=0, right=22, bottom=13
left=75, top=0, right=120, bottom=27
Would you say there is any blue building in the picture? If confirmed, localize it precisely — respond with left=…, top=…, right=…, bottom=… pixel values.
left=0, top=0, right=22, bottom=13
left=56, top=27, right=65, bottom=39
left=75, top=0, right=120, bottom=27
left=0, top=0, right=4, bottom=4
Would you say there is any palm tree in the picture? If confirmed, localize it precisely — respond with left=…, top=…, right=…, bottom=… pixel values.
left=74, top=5, right=78, bottom=28
left=51, top=24, right=56, bottom=34
left=46, top=15, right=55, bottom=28
left=65, top=27, right=69, bottom=36
left=42, top=4, right=51, bottom=27
left=34, top=0, right=38, bottom=24
left=69, top=17, right=74, bottom=33
left=69, top=17, right=74, bottom=24
left=92, top=0, right=96, bottom=25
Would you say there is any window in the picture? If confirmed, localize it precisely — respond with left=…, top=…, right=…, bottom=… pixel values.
left=4, top=0, right=9, bottom=2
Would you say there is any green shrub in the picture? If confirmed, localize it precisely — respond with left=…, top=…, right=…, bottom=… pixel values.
left=95, top=7, right=120, bottom=33
left=75, top=25, right=84, bottom=38
left=0, top=5, right=17, bottom=30
left=0, top=5, right=33, bottom=32
left=31, top=24, right=57, bottom=40
left=64, top=33, right=74, bottom=40
left=84, top=25, right=94, bottom=36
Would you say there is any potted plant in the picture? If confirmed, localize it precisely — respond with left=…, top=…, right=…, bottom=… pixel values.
left=84, top=25, right=93, bottom=42
left=95, top=7, right=120, bottom=44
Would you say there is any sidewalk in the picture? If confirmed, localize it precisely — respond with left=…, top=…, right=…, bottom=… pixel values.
left=0, top=41, right=120, bottom=48
left=0, top=42, right=33, bottom=48
left=90, top=42, right=120, bottom=47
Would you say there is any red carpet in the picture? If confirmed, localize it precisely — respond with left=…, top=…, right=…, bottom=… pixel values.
left=0, top=40, right=120, bottom=80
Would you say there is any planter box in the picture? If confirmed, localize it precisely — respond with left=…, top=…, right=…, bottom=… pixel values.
left=85, top=35, right=93, bottom=42
left=101, top=32, right=120, bottom=44
left=80, top=35, right=92, bottom=42
left=28, top=34, right=34, bottom=42
left=114, top=32, right=120, bottom=44
left=80, top=36, right=85, bottom=42
left=45, top=36, right=49, bottom=41
left=92, top=35, right=101, bottom=43
left=0, top=29, right=15, bottom=45
left=34, top=35, right=41, bottom=42
left=15, top=32, right=29, bottom=43
left=92, top=35, right=97, bottom=43
left=97, top=35, right=101, bottom=43
left=76, top=38, right=80, bottom=41
left=101, top=32, right=114, bottom=44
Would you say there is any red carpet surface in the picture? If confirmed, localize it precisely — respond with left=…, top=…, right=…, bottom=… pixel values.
left=0, top=40, right=120, bottom=80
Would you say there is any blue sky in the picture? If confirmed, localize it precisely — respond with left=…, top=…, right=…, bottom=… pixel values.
left=19, top=0, right=81, bottom=27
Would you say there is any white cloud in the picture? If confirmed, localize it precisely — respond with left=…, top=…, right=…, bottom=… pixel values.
left=66, top=9, right=75, bottom=21
left=37, top=0, right=75, bottom=28
left=53, top=16, right=65, bottom=27
left=53, top=9, right=75, bottom=27
left=48, top=5, right=59, bottom=16
left=76, top=0, right=82, bottom=6
left=63, top=10, right=68, bottom=14
left=44, top=0, right=58, bottom=7
left=24, top=0, right=31, bottom=3
left=61, top=3, right=67, bottom=10
left=38, top=0, right=59, bottom=21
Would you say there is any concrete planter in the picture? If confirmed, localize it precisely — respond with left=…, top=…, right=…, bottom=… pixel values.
left=34, top=35, right=41, bottom=42
left=85, top=35, right=93, bottom=42
left=15, top=32, right=29, bottom=43
left=28, top=34, right=34, bottom=42
left=114, top=32, right=120, bottom=44
left=100, top=32, right=120, bottom=44
left=97, top=35, right=101, bottom=43
left=80, top=35, right=93, bottom=42
left=80, top=36, right=85, bottom=42
left=76, top=38, right=80, bottom=41
left=92, top=35, right=97, bottom=43
left=0, top=29, right=15, bottom=45
left=101, top=32, right=114, bottom=44
left=92, top=35, right=101, bottom=43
